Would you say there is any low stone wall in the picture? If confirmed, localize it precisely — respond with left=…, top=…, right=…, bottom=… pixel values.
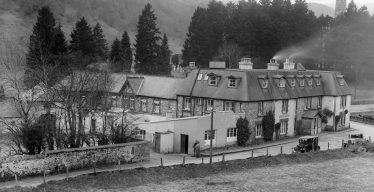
left=0, top=141, right=150, bottom=182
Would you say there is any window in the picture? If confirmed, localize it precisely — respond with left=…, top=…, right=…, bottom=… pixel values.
left=306, top=97, right=312, bottom=109
left=282, top=100, right=288, bottom=113
left=123, top=96, right=129, bottom=108
left=279, top=79, right=286, bottom=88
left=280, top=120, right=288, bottom=135
left=184, top=97, right=191, bottom=110
left=316, top=79, right=321, bottom=86
left=197, top=98, right=202, bottom=105
left=223, top=101, right=235, bottom=112
left=208, top=76, right=217, bottom=86
left=256, top=124, right=263, bottom=138
left=138, top=130, right=146, bottom=140
left=338, top=78, right=345, bottom=86
left=308, top=79, right=313, bottom=86
left=130, top=97, right=135, bottom=110
left=341, top=96, right=347, bottom=108
left=204, top=130, right=216, bottom=145
left=258, top=102, right=264, bottom=116
left=341, top=113, right=346, bottom=126
left=227, top=128, right=237, bottom=138
left=300, top=79, right=305, bottom=87
left=239, top=103, right=244, bottom=113
left=318, top=96, right=322, bottom=108
left=290, top=79, right=296, bottom=87
left=228, top=79, right=238, bottom=88
left=261, top=80, right=268, bottom=88
left=153, top=100, right=160, bottom=114
left=141, top=99, right=147, bottom=112
left=197, top=73, right=203, bottom=80
left=111, top=96, right=117, bottom=107
left=206, top=99, right=214, bottom=110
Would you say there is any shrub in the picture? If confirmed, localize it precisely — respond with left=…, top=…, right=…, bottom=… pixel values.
left=262, top=111, right=275, bottom=141
left=335, top=115, right=341, bottom=127
left=236, top=117, right=250, bottom=146
left=322, top=108, right=334, bottom=117
left=321, top=116, right=328, bottom=124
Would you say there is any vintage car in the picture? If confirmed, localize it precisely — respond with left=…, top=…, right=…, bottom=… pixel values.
left=344, top=133, right=365, bottom=147
left=294, top=136, right=320, bottom=153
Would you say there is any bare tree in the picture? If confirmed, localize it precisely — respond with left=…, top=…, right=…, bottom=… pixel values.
left=216, top=42, right=243, bottom=69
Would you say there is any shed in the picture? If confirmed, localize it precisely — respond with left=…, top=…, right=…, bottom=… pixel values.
left=300, top=110, right=323, bottom=135
left=154, top=130, right=174, bottom=154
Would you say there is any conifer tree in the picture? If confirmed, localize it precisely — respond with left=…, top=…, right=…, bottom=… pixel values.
left=157, top=33, right=171, bottom=75
left=25, top=6, right=56, bottom=87
left=52, top=24, right=68, bottom=55
left=120, top=31, right=133, bottom=72
left=70, top=17, right=94, bottom=57
left=134, top=3, right=161, bottom=74
left=92, top=23, right=108, bottom=61
left=110, top=38, right=122, bottom=71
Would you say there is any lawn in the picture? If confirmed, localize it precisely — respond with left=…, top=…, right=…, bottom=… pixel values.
left=1, top=150, right=373, bottom=192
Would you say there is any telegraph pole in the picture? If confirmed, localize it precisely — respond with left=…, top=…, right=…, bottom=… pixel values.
left=210, top=109, right=214, bottom=164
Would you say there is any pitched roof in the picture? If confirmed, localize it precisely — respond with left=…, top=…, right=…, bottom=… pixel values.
left=128, top=75, right=185, bottom=100
left=177, top=69, right=351, bottom=102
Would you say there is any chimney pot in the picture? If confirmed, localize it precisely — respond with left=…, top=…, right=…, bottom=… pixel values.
left=267, top=59, right=279, bottom=70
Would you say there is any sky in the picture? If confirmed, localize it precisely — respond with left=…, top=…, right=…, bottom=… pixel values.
left=220, top=0, right=374, bottom=14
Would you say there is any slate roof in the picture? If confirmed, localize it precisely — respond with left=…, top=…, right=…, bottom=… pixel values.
left=127, top=75, right=185, bottom=100
left=177, top=69, right=352, bottom=102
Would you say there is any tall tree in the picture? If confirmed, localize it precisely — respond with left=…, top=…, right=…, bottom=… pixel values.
left=110, top=38, right=122, bottom=66
left=70, top=17, right=94, bottom=67
left=25, top=6, right=56, bottom=88
left=134, top=3, right=161, bottom=74
left=92, top=23, right=108, bottom=61
left=120, top=31, right=133, bottom=72
left=157, top=34, right=171, bottom=75
left=52, top=24, right=68, bottom=55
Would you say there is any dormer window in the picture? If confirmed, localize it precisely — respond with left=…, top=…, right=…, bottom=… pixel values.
left=204, top=74, right=209, bottom=81
left=290, top=79, right=296, bottom=87
left=279, top=79, right=286, bottom=88
left=228, top=79, right=237, bottom=88
left=261, top=80, right=268, bottom=88
left=209, top=76, right=217, bottom=86
left=308, top=79, right=313, bottom=86
left=316, top=79, right=321, bottom=86
left=300, top=79, right=305, bottom=87
left=337, top=75, right=345, bottom=86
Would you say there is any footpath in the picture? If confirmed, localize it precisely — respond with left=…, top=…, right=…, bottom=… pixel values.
left=0, top=128, right=354, bottom=189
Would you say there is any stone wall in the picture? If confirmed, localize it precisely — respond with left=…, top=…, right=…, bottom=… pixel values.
left=0, top=141, right=150, bottom=181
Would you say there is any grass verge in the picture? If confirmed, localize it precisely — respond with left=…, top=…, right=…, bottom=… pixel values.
left=0, top=149, right=360, bottom=192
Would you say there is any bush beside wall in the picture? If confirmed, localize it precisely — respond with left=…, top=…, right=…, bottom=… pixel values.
left=0, top=141, right=150, bottom=182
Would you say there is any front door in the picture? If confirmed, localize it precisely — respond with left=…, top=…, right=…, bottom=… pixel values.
left=181, top=134, right=189, bottom=154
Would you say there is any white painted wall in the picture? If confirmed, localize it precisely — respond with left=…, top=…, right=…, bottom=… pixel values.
left=274, top=99, right=296, bottom=137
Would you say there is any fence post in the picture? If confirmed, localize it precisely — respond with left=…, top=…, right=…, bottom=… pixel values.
left=342, top=140, right=344, bottom=148
left=266, top=147, right=269, bottom=156
left=251, top=150, right=254, bottom=158
left=201, top=157, right=204, bottom=164
left=370, top=136, right=372, bottom=143
left=280, top=146, right=283, bottom=154
left=43, top=170, right=46, bottom=185
left=14, top=174, right=18, bottom=185
left=328, top=142, right=330, bottom=150
left=66, top=167, right=69, bottom=179
left=222, top=154, right=225, bottom=162
left=160, top=158, right=163, bottom=167
left=182, top=156, right=186, bottom=166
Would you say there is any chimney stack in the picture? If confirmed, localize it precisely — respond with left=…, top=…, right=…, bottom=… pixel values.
left=239, top=58, right=253, bottom=70
left=283, top=58, right=295, bottom=70
left=267, top=59, right=279, bottom=70
left=209, top=61, right=226, bottom=69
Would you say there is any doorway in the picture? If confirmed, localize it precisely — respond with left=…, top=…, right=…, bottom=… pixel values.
left=181, top=134, right=189, bottom=154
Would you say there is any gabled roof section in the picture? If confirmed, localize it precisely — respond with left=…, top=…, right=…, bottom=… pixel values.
left=131, top=75, right=185, bottom=100
left=302, top=110, right=322, bottom=119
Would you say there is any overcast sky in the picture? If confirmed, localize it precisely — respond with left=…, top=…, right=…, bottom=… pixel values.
left=220, top=0, right=374, bottom=13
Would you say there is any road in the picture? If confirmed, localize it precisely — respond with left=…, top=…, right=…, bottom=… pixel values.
left=0, top=121, right=372, bottom=189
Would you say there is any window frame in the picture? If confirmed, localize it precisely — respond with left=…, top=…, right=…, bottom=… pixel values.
left=141, top=99, right=147, bottom=112
left=208, top=76, right=218, bottom=86
left=306, top=97, right=312, bottom=109
left=227, top=128, right=238, bottom=138
left=280, top=120, right=288, bottom=135
left=153, top=100, right=161, bottom=114
left=316, top=79, right=321, bottom=86
left=279, top=79, right=286, bottom=88
left=130, top=96, right=135, bottom=110
left=261, top=80, right=268, bottom=89
left=255, top=124, right=263, bottom=138
left=223, top=101, right=234, bottom=112
left=184, top=97, right=191, bottom=110
left=282, top=100, right=288, bottom=113
left=290, top=79, right=296, bottom=87
left=300, top=79, right=305, bottom=87
left=258, top=102, right=264, bottom=116
left=228, top=78, right=238, bottom=88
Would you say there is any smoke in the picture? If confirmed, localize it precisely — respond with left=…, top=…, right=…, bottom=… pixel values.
left=272, top=36, right=321, bottom=63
